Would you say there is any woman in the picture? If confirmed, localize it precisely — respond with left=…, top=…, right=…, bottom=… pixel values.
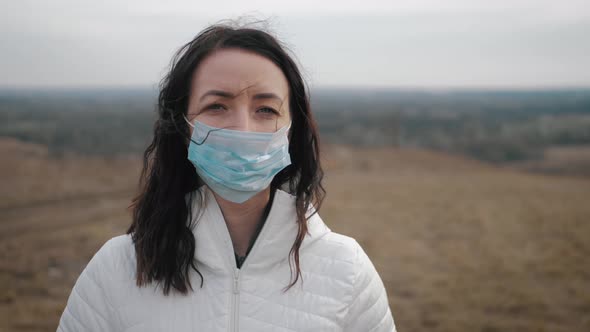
left=58, top=23, right=396, bottom=332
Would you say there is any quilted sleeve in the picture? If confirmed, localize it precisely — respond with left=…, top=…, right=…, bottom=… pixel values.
left=343, top=241, right=396, bottom=332
left=57, top=239, right=119, bottom=332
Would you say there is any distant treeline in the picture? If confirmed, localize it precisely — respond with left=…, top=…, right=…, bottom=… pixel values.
left=0, top=88, right=156, bottom=156
left=1, top=88, right=589, bottom=162
left=312, top=88, right=590, bottom=162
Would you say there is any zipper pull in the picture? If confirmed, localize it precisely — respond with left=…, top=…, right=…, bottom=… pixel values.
left=233, top=270, right=240, bottom=294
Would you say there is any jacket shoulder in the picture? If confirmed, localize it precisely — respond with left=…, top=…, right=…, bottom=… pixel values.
left=312, top=230, right=360, bottom=264
left=300, top=223, right=363, bottom=292
left=303, top=227, right=396, bottom=331
left=57, top=234, right=135, bottom=331
left=302, top=211, right=360, bottom=265
left=95, top=234, right=136, bottom=278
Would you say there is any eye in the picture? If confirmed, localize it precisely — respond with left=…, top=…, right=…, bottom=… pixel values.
left=256, top=107, right=279, bottom=115
left=203, top=103, right=227, bottom=113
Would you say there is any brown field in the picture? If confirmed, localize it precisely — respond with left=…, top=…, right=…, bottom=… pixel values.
left=507, top=145, right=590, bottom=178
left=1, top=138, right=589, bottom=332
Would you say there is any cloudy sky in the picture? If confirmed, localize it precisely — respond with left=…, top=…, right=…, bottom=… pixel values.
left=2, top=0, right=589, bottom=88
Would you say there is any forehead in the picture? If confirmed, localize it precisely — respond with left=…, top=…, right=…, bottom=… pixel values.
left=190, top=48, right=289, bottom=99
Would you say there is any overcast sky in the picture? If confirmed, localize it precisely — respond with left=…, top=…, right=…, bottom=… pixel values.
left=2, top=0, right=589, bottom=89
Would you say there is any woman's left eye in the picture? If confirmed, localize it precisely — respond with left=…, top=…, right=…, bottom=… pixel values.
left=257, top=107, right=278, bottom=115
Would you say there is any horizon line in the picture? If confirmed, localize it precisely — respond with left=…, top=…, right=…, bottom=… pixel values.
left=1, top=84, right=590, bottom=93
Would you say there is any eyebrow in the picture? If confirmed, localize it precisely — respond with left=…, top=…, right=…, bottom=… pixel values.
left=199, top=90, right=283, bottom=102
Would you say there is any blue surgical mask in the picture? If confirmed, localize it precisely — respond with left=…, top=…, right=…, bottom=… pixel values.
left=183, top=115, right=292, bottom=203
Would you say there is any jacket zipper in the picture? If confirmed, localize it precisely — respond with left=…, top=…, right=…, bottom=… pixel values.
left=212, top=189, right=273, bottom=332
left=231, top=268, right=240, bottom=332
left=227, top=219, right=272, bottom=331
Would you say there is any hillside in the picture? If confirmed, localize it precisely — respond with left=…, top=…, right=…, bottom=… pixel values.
left=1, top=138, right=589, bottom=331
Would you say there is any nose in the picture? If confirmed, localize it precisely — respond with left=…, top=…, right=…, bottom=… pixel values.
left=230, top=106, right=252, bottom=132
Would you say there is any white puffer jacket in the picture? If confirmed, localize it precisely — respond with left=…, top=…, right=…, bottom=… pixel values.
left=57, top=187, right=396, bottom=331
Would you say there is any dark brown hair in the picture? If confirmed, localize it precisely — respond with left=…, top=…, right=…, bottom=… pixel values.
left=127, top=22, right=325, bottom=295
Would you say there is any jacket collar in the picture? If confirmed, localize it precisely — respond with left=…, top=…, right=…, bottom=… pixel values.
left=190, top=186, right=331, bottom=274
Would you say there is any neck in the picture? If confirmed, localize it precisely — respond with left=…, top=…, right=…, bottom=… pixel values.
left=211, top=187, right=271, bottom=257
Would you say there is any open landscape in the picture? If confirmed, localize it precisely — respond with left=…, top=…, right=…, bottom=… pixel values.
left=1, top=138, right=589, bottom=331
left=1, top=88, right=589, bottom=331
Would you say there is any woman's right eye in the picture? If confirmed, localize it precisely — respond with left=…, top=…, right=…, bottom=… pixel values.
left=204, top=103, right=227, bottom=113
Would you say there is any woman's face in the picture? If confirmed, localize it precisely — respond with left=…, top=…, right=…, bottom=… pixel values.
left=186, top=48, right=291, bottom=134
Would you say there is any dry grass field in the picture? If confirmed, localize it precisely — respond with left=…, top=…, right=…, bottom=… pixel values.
left=1, top=138, right=589, bottom=331
left=507, top=145, right=590, bottom=178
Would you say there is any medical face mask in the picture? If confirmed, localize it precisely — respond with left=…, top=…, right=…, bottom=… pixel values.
left=183, top=115, right=292, bottom=203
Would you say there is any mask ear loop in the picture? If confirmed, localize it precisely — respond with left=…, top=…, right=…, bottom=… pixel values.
left=183, top=114, right=222, bottom=145
left=274, top=98, right=291, bottom=132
